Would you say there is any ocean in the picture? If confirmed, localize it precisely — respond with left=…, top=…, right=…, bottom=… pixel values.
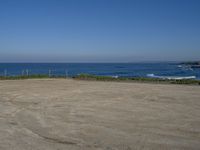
left=0, top=63, right=200, bottom=80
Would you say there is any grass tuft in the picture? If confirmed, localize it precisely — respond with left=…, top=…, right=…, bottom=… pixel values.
left=1, top=74, right=200, bottom=85
left=0, top=74, right=65, bottom=80
left=74, top=74, right=200, bottom=85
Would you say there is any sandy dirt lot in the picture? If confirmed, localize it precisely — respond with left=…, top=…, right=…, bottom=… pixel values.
left=0, top=79, right=200, bottom=150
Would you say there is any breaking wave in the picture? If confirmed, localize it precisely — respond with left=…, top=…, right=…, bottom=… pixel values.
left=147, top=74, right=196, bottom=80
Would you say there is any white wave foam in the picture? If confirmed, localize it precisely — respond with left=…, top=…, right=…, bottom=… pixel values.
left=147, top=74, right=196, bottom=80
left=112, top=75, right=118, bottom=78
left=178, top=65, right=193, bottom=71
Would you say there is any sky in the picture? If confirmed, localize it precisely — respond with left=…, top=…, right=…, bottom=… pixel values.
left=0, top=0, right=200, bottom=62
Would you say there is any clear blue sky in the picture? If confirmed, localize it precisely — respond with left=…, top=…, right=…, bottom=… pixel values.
left=0, top=0, right=200, bottom=62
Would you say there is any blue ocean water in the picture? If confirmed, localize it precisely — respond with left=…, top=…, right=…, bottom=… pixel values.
left=0, top=63, right=200, bottom=79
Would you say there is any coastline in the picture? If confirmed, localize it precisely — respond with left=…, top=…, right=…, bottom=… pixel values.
left=0, top=74, right=200, bottom=85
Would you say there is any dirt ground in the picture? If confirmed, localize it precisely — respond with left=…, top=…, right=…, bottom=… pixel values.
left=0, top=79, right=200, bottom=150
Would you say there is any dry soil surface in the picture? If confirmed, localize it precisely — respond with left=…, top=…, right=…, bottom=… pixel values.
left=0, top=79, right=200, bottom=150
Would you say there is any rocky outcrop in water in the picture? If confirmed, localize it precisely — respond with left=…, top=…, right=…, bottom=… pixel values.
left=181, top=61, right=200, bottom=68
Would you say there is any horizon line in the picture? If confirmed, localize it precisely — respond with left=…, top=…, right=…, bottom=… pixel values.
left=0, top=60, right=196, bottom=63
